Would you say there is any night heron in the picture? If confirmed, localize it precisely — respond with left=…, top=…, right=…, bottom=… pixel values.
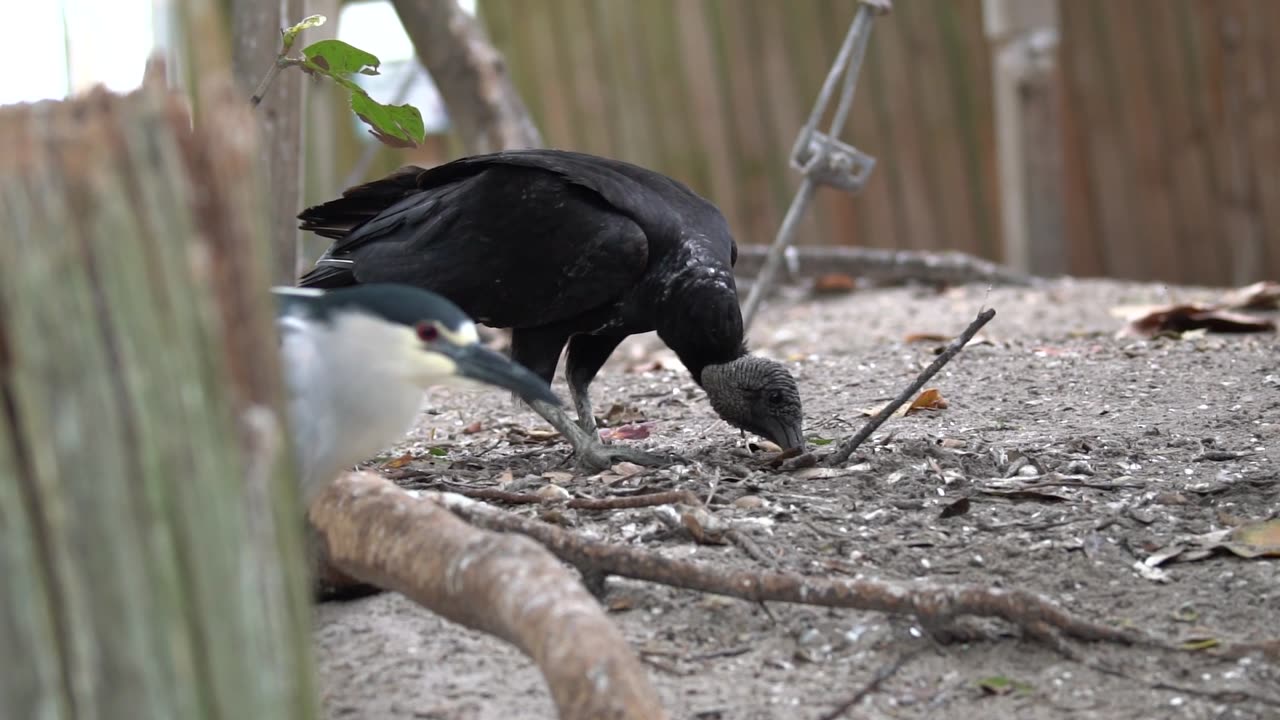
left=274, top=284, right=559, bottom=498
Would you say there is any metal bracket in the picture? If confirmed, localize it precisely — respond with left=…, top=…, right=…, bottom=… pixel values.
left=791, top=131, right=877, bottom=193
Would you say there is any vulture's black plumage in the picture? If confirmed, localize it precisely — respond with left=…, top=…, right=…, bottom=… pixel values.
left=298, top=149, right=803, bottom=468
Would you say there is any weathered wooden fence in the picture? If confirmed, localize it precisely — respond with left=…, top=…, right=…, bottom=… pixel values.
left=0, top=75, right=316, bottom=720
left=470, top=0, right=1280, bottom=285
left=477, top=0, right=999, bottom=263
left=1060, top=0, right=1280, bottom=284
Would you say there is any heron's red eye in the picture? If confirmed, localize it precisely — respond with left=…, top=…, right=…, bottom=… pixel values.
left=415, top=322, right=439, bottom=342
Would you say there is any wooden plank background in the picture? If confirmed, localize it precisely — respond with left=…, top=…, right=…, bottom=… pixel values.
left=1060, top=0, right=1280, bottom=284
left=439, top=0, right=1280, bottom=285
left=477, top=0, right=999, bottom=263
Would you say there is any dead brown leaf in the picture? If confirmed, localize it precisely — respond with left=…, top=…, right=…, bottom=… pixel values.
left=600, top=424, right=652, bottom=441
left=680, top=506, right=730, bottom=545
left=380, top=452, right=415, bottom=469
left=1221, top=280, right=1280, bottom=310
left=1223, top=519, right=1280, bottom=558
left=541, top=470, right=575, bottom=485
left=939, top=496, right=972, bottom=518
left=602, top=402, right=647, bottom=426
left=507, top=427, right=561, bottom=444
left=859, top=388, right=948, bottom=418
left=536, top=484, right=572, bottom=501
left=462, top=420, right=484, bottom=434
left=1117, top=303, right=1276, bottom=338
left=1146, top=520, right=1280, bottom=566
left=907, top=388, right=948, bottom=413
left=811, top=273, right=857, bottom=296
left=904, top=332, right=951, bottom=344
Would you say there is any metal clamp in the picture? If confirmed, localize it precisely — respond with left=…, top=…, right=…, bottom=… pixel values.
left=791, top=131, right=877, bottom=193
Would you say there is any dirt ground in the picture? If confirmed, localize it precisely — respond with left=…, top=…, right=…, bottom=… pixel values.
left=313, top=277, right=1279, bottom=719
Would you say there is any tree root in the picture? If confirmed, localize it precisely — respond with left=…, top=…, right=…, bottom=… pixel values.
left=733, top=244, right=1032, bottom=287
left=432, top=491, right=1147, bottom=648
left=309, top=472, right=667, bottom=720
left=401, top=481, right=701, bottom=511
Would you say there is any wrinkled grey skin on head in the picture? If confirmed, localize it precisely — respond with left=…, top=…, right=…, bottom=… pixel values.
left=700, top=356, right=804, bottom=450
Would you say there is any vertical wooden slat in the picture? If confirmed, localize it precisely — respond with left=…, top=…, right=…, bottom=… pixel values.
left=1204, top=0, right=1267, bottom=284
left=639, top=0, right=712, bottom=194
left=672, top=0, right=744, bottom=237
left=709, top=0, right=781, bottom=244
left=524, top=1, right=579, bottom=147
left=810, top=0, right=860, bottom=247
left=943, top=0, right=999, bottom=260
left=1057, top=8, right=1106, bottom=277
left=740, top=0, right=793, bottom=236
left=552, top=0, right=618, bottom=154
left=1134, top=0, right=1201, bottom=283
left=919, top=0, right=983, bottom=257
left=864, top=32, right=914, bottom=252
left=1107, top=0, right=1181, bottom=281
left=1244, top=0, right=1280, bottom=278
left=774, top=0, right=839, bottom=246
left=1063, top=1, right=1140, bottom=278
left=878, top=0, right=940, bottom=250
left=630, top=1, right=676, bottom=173
left=595, top=0, right=659, bottom=165
left=844, top=26, right=899, bottom=252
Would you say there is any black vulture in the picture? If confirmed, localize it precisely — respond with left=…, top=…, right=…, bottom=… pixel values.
left=298, top=149, right=803, bottom=469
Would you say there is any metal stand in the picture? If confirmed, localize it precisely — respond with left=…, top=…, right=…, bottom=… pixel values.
left=740, top=0, right=891, bottom=330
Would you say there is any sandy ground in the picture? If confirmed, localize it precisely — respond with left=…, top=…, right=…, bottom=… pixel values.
left=314, top=278, right=1279, bottom=719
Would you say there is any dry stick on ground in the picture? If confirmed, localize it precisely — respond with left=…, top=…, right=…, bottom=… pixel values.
left=401, top=482, right=701, bottom=511
left=309, top=472, right=667, bottom=720
left=431, top=491, right=1145, bottom=648
left=816, top=647, right=925, bottom=720
left=733, top=245, right=1032, bottom=287
left=826, top=308, right=996, bottom=466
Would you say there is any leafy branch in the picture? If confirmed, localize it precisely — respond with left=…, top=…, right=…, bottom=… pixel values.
left=251, top=15, right=426, bottom=148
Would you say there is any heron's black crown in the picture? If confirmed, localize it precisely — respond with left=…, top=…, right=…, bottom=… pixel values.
left=274, top=284, right=471, bottom=331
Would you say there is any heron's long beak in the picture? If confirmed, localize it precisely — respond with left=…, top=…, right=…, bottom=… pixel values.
left=441, top=343, right=561, bottom=406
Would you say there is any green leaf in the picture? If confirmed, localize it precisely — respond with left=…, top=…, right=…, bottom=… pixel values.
left=301, top=39, right=381, bottom=77
left=427, top=446, right=449, bottom=457
left=293, top=38, right=424, bottom=149
left=1179, top=637, right=1220, bottom=651
left=808, top=436, right=835, bottom=446
left=281, top=14, right=326, bottom=54
left=976, top=676, right=1033, bottom=696
left=349, top=92, right=426, bottom=148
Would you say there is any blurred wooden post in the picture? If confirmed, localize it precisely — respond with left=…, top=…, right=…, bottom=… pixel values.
left=0, top=78, right=316, bottom=719
left=984, top=0, right=1064, bottom=275
left=393, top=0, right=542, bottom=154
left=231, top=0, right=307, bottom=283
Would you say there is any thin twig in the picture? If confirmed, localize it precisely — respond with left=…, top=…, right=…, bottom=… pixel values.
left=727, top=529, right=777, bottom=568
left=816, top=647, right=923, bottom=720
left=826, top=308, right=996, bottom=466
left=250, top=58, right=284, bottom=106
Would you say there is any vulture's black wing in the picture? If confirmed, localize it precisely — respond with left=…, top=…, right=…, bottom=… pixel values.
left=298, top=152, right=655, bottom=330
